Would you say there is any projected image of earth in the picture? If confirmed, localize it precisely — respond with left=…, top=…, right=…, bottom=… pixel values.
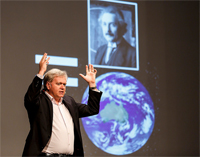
left=81, top=72, right=155, bottom=155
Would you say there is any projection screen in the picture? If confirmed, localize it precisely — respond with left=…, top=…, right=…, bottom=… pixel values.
left=1, top=0, right=199, bottom=156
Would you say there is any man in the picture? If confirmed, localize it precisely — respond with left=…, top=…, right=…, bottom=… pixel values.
left=22, top=53, right=102, bottom=157
left=94, top=6, right=136, bottom=67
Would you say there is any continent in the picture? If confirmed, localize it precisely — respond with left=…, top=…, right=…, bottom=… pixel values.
left=100, top=101, right=128, bottom=123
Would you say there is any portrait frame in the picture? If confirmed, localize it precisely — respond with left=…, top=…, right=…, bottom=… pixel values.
left=88, top=0, right=139, bottom=71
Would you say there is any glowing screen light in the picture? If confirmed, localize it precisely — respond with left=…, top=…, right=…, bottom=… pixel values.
left=35, top=54, right=79, bottom=87
left=81, top=72, right=155, bottom=155
left=35, top=54, right=78, bottom=67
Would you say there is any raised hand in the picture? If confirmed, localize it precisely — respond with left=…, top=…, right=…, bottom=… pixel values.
left=38, top=53, right=50, bottom=76
left=79, top=64, right=97, bottom=90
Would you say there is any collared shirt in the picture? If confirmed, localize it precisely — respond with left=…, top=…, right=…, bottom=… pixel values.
left=105, top=40, right=121, bottom=64
left=42, top=92, right=74, bottom=155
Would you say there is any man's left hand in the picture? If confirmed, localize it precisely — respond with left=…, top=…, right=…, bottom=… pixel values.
left=79, top=64, right=97, bottom=90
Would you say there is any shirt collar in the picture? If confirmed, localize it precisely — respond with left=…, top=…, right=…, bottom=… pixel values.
left=45, top=91, right=63, bottom=105
left=108, top=42, right=117, bottom=48
left=108, top=39, right=122, bottom=48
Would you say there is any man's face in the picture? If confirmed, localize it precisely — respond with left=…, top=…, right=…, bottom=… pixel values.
left=101, top=13, right=120, bottom=42
left=47, top=76, right=66, bottom=102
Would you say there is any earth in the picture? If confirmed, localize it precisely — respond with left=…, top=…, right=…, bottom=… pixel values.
left=81, top=72, right=155, bottom=155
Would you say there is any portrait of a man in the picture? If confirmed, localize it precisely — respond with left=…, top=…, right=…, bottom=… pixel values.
left=95, top=6, right=136, bottom=67
left=88, top=1, right=139, bottom=70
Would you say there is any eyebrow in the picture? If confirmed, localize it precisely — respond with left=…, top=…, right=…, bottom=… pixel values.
left=56, top=82, right=66, bottom=85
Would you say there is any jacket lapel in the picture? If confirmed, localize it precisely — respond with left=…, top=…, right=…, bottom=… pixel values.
left=62, top=98, right=77, bottom=128
left=108, top=47, right=124, bottom=66
left=42, top=90, right=53, bottom=124
left=96, top=45, right=107, bottom=64
left=62, top=97, right=82, bottom=140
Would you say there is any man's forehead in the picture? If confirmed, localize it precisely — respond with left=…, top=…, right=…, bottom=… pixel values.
left=102, top=13, right=117, bottom=21
left=53, top=76, right=67, bottom=82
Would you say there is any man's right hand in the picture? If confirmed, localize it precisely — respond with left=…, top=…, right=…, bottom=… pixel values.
left=38, top=53, right=50, bottom=76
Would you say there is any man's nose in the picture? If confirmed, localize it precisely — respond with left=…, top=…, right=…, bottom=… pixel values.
left=107, top=24, right=111, bottom=32
left=61, top=84, right=65, bottom=89
left=104, top=24, right=110, bottom=32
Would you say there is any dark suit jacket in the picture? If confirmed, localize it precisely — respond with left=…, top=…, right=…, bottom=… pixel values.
left=94, top=38, right=136, bottom=67
left=22, top=76, right=102, bottom=156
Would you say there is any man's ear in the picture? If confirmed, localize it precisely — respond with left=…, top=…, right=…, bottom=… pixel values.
left=46, top=82, right=51, bottom=90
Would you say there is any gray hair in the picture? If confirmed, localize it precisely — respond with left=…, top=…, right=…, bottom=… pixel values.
left=43, top=68, right=67, bottom=90
left=98, top=6, right=127, bottom=36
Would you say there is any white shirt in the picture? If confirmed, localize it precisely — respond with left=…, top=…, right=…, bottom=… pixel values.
left=105, top=39, right=123, bottom=64
left=105, top=42, right=117, bottom=64
left=42, top=92, right=74, bottom=155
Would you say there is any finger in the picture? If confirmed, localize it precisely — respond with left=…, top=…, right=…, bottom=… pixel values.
left=41, top=53, right=47, bottom=62
left=94, top=69, right=97, bottom=74
left=89, top=64, right=92, bottom=72
left=85, top=65, right=88, bottom=74
left=46, top=57, right=50, bottom=63
left=91, top=64, right=94, bottom=72
left=79, top=73, right=85, bottom=79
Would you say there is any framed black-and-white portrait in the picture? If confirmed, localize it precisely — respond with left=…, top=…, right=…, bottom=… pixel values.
left=88, top=0, right=139, bottom=71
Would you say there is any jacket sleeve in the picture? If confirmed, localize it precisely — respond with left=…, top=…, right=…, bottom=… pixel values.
left=76, top=89, right=102, bottom=118
left=131, top=48, right=136, bottom=68
left=24, top=76, right=43, bottom=110
left=126, top=46, right=136, bottom=68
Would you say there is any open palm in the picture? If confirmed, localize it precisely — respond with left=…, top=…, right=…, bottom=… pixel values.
left=79, top=64, right=97, bottom=87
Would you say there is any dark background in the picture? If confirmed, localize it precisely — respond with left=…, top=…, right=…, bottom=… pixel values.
left=1, top=0, right=199, bottom=156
